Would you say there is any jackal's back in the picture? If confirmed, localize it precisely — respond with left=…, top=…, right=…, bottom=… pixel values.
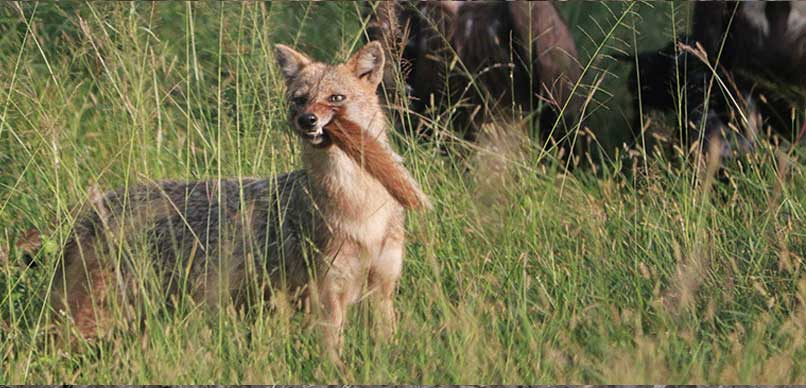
left=52, top=170, right=325, bottom=330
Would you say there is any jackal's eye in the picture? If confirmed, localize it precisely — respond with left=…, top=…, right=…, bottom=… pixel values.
left=292, top=96, right=307, bottom=106
left=328, top=94, right=346, bottom=103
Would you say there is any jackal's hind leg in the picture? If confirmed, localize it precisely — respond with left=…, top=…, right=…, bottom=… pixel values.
left=51, top=238, right=113, bottom=340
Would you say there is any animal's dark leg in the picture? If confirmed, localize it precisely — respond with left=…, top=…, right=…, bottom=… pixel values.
left=52, top=237, right=112, bottom=339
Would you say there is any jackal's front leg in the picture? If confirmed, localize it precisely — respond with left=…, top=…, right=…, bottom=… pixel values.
left=318, top=284, right=346, bottom=362
left=316, top=263, right=359, bottom=361
left=369, top=234, right=404, bottom=340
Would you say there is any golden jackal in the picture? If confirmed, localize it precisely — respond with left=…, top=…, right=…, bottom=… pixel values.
left=51, top=41, right=429, bottom=356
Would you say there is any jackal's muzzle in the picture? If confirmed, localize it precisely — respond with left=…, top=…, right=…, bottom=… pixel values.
left=294, top=111, right=333, bottom=148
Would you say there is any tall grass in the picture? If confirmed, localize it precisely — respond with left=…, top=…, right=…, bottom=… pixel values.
left=1, top=1, right=805, bottom=383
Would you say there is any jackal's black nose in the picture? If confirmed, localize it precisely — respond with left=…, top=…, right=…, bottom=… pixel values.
left=298, top=113, right=318, bottom=130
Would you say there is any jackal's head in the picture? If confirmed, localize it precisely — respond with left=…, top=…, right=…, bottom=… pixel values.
left=275, top=42, right=386, bottom=148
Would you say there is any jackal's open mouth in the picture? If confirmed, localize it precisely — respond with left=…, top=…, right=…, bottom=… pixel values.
left=300, top=129, right=332, bottom=148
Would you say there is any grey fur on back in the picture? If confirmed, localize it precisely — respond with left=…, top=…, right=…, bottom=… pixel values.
left=56, top=170, right=333, bottom=308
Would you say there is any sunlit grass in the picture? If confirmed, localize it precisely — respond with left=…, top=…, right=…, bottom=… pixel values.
left=0, top=1, right=805, bottom=383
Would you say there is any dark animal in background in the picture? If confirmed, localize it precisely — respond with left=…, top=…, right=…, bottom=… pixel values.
left=624, top=1, right=806, bottom=155
left=693, top=1, right=806, bottom=138
left=619, top=35, right=735, bottom=149
left=366, top=1, right=583, bottom=151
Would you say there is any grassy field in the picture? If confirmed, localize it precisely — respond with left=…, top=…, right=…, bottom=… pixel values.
left=1, top=1, right=805, bottom=383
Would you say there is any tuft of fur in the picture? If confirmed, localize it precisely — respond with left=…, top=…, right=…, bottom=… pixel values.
left=325, top=113, right=430, bottom=210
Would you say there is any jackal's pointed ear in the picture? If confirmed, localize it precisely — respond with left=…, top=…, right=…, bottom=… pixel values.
left=348, top=41, right=385, bottom=85
left=275, top=44, right=312, bottom=81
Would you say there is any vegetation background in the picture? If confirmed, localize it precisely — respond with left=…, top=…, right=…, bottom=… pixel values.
left=1, top=1, right=804, bottom=383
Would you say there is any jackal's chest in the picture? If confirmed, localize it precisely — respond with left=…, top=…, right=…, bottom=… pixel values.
left=328, top=200, right=402, bottom=251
